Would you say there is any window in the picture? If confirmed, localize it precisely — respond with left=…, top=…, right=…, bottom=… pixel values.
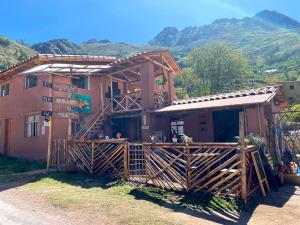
left=71, top=119, right=80, bottom=136
left=25, top=75, right=37, bottom=89
left=289, top=85, right=295, bottom=90
left=171, top=120, right=184, bottom=136
left=0, top=83, right=9, bottom=97
left=289, top=97, right=295, bottom=104
left=71, top=75, right=89, bottom=89
left=25, top=115, right=39, bottom=137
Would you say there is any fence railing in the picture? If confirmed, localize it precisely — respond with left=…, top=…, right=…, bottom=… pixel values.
left=50, top=140, right=259, bottom=199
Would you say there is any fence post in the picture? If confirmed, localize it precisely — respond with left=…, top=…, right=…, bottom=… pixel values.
left=239, top=112, right=247, bottom=203
left=90, top=141, right=95, bottom=174
left=123, top=141, right=129, bottom=180
left=185, top=144, right=191, bottom=192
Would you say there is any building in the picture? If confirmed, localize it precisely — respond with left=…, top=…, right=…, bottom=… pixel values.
left=276, top=81, right=300, bottom=105
left=0, top=51, right=180, bottom=160
left=0, top=51, right=287, bottom=162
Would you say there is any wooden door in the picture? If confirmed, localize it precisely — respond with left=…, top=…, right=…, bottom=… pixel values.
left=4, top=119, right=12, bottom=155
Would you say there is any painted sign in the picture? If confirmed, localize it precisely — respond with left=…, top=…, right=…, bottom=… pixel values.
left=53, top=83, right=77, bottom=92
left=54, top=112, right=79, bottom=119
left=69, top=93, right=91, bottom=114
left=54, top=97, right=78, bottom=106
left=42, top=81, right=77, bottom=92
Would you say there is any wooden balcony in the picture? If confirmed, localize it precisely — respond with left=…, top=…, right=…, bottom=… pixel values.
left=111, top=92, right=142, bottom=113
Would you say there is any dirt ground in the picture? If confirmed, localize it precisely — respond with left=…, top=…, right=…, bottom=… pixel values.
left=0, top=179, right=299, bottom=225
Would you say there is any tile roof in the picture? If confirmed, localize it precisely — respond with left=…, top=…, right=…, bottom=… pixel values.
left=157, top=86, right=279, bottom=113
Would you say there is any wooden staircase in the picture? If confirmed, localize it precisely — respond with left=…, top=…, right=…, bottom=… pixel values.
left=75, top=103, right=112, bottom=140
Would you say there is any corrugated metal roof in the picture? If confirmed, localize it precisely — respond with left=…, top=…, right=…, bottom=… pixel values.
left=157, top=86, right=278, bottom=113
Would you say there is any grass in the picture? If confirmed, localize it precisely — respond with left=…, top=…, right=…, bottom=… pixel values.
left=0, top=155, right=45, bottom=175
left=0, top=154, right=240, bottom=224
left=0, top=154, right=45, bottom=183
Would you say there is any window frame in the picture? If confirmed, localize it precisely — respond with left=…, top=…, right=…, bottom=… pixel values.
left=0, top=83, right=9, bottom=97
left=170, top=119, right=184, bottom=136
left=71, top=75, right=89, bottom=90
left=25, top=74, right=38, bottom=89
left=25, top=114, right=40, bottom=138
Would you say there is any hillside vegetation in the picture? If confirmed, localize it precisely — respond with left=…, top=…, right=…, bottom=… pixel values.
left=0, top=35, right=36, bottom=70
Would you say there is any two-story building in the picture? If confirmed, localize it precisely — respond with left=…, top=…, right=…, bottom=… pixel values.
left=0, top=51, right=180, bottom=160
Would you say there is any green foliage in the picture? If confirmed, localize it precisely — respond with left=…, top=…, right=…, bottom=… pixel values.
left=176, top=44, right=251, bottom=97
left=0, top=35, right=36, bottom=70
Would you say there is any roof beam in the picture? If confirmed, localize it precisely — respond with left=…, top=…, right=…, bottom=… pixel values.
left=143, top=56, right=172, bottom=72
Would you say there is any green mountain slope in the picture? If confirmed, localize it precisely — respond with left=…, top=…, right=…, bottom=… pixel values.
left=31, top=38, right=159, bottom=58
left=0, top=35, right=36, bottom=70
left=150, top=10, right=300, bottom=70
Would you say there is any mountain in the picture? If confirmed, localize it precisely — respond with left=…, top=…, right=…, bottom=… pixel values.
left=150, top=10, right=300, bottom=69
left=255, top=10, right=300, bottom=29
left=31, top=38, right=159, bottom=58
left=31, top=39, right=82, bottom=55
left=0, top=35, right=36, bottom=70
left=1, top=10, right=299, bottom=74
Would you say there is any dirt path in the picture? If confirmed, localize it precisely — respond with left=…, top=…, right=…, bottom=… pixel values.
left=0, top=184, right=299, bottom=225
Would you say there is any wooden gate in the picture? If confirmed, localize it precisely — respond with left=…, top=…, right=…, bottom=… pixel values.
left=128, top=143, right=146, bottom=182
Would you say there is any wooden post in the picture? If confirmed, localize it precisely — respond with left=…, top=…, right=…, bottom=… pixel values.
left=239, top=112, right=247, bottom=203
left=123, top=141, right=129, bottom=180
left=90, top=141, right=95, bottom=174
left=185, top=144, right=191, bottom=192
left=46, top=74, right=53, bottom=171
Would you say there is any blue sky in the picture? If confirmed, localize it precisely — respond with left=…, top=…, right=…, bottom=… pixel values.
left=0, top=0, right=299, bottom=44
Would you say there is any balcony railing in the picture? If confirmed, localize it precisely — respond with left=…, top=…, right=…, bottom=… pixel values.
left=111, top=92, right=142, bottom=113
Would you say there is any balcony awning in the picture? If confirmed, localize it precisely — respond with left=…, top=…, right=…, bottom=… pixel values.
left=20, top=63, right=111, bottom=74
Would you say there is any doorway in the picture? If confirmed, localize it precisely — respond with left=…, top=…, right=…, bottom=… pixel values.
left=213, top=109, right=242, bottom=142
left=4, top=119, right=12, bottom=155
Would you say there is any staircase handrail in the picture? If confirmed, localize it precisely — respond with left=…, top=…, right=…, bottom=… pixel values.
left=75, top=103, right=111, bottom=140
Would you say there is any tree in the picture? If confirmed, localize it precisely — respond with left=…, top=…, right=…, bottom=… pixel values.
left=176, top=43, right=251, bottom=96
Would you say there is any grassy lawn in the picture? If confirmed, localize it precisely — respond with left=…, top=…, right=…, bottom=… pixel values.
left=0, top=154, right=240, bottom=225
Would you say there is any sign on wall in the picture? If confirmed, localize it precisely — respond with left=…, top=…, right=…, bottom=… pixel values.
left=69, top=93, right=91, bottom=114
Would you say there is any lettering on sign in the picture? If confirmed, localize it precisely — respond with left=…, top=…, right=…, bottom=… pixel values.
left=42, top=96, right=53, bottom=102
left=54, top=112, right=79, bottom=119
left=52, top=83, right=77, bottom=92
left=41, top=111, right=53, bottom=117
left=54, top=97, right=78, bottom=106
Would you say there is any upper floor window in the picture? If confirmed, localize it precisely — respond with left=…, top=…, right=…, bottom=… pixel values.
left=0, top=83, right=9, bottom=97
left=25, top=114, right=39, bottom=137
left=25, top=74, right=37, bottom=89
left=71, top=75, right=89, bottom=89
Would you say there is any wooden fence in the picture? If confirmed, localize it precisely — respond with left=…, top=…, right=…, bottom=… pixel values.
left=140, top=143, right=243, bottom=197
left=51, top=139, right=128, bottom=179
left=50, top=140, right=259, bottom=199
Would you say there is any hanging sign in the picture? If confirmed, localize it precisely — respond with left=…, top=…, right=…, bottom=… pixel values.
left=41, top=111, right=53, bottom=117
left=42, top=96, right=53, bottom=102
left=44, top=116, right=51, bottom=127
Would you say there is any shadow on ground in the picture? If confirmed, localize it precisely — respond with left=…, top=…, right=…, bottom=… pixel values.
left=129, top=184, right=297, bottom=225
left=0, top=168, right=297, bottom=225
